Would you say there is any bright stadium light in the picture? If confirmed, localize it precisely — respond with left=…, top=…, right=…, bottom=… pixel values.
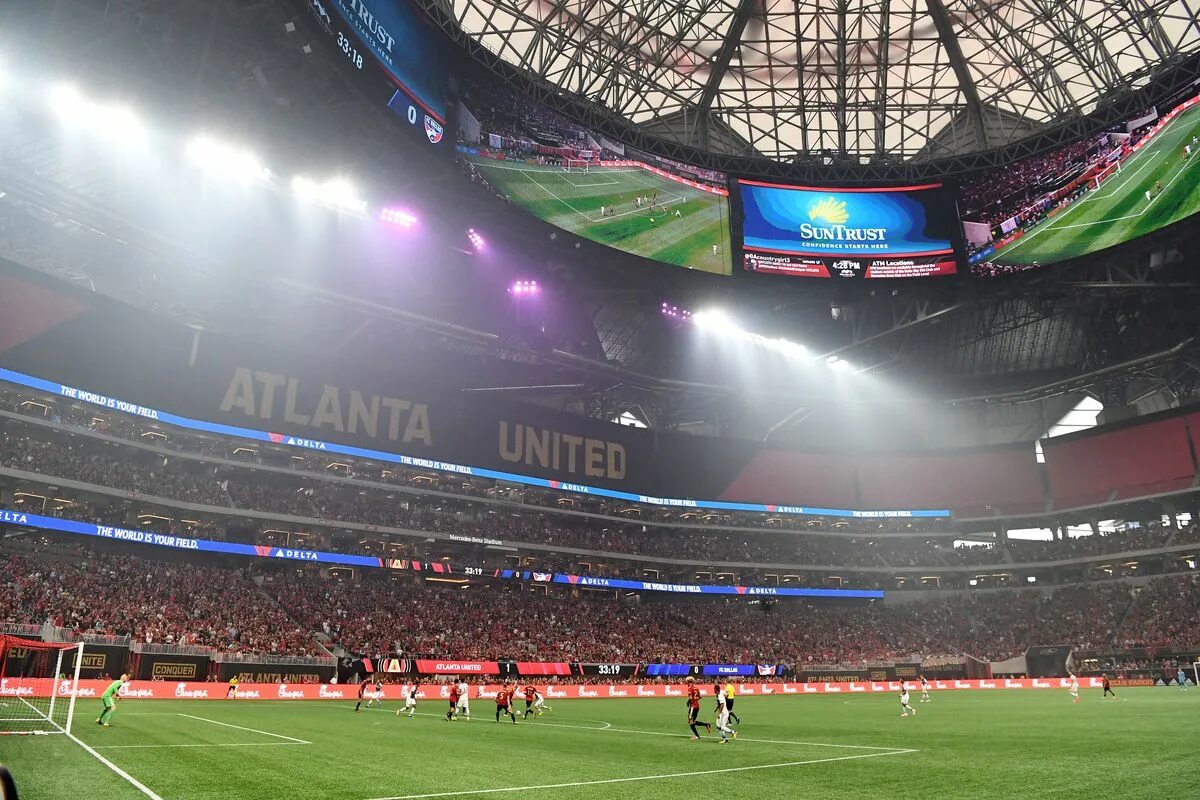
left=291, top=175, right=367, bottom=214
left=692, top=308, right=740, bottom=334
left=186, top=135, right=269, bottom=182
left=48, top=83, right=146, bottom=141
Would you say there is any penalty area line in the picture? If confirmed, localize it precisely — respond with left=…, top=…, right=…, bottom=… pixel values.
left=67, top=732, right=165, bottom=800
left=177, top=713, right=311, bottom=743
left=364, top=749, right=919, bottom=800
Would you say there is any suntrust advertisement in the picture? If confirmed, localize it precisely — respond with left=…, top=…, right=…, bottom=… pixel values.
left=739, top=180, right=960, bottom=278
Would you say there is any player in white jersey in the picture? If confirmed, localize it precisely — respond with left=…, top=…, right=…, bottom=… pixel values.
left=1068, top=673, right=1080, bottom=704
left=397, top=684, right=419, bottom=717
left=365, top=679, right=384, bottom=709
left=532, top=689, right=549, bottom=715
left=900, top=686, right=916, bottom=717
left=712, top=684, right=737, bottom=743
left=919, top=675, right=931, bottom=703
left=456, top=680, right=471, bottom=720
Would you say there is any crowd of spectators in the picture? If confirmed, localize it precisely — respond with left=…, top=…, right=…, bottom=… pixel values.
left=0, top=551, right=316, bottom=655
left=3, top=539, right=1196, bottom=664
left=4, top=423, right=1197, bottom=576
left=1114, top=573, right=1200, bottom=649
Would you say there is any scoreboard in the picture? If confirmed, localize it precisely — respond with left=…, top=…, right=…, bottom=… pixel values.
left=306, top=0, right=451, bottom=148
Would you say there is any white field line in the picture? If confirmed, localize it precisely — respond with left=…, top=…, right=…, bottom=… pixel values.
left=523, top=169, right=686, bottom=223
left=1084, top=152, right=1155, bottom=202
left=562, top=173, right=621, bottom=188
left=177, top=712, right=311, bottom=743
left=94, top=741, right=308, bottom=750
left=363, top=749, right=918, bottom=800
left=67, top=733, right=165, bottom=800
left=1052, top=149, right=1200, bottom=229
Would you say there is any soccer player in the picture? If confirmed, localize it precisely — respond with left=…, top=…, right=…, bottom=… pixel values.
left=398, top=683, right=419, bottom=717
left=920, top=675, right=931, bottom=703
left=96, top=673, right=128, bottom=726
left=900, top=685, right=916, bottom=717
left=1068, top=672, right=1080, bottom=704
left=713, top=684, right=736, bottom=744
left=226, top=676, right=239, bottom=700
left=366, top=678, right=384, bottom=709
left=355, top=676, right=372, bottom=712
left=532, top=688, right=549, bottom=715
left=495, top=683, right=518, bottom=723
left=724, top=682, right=740, bottom=724
left=685, top=677, right=711, bottom=740
left=1177, top=667, right=1189, bottom=691
left=456, top=679, right=471, bottom=720
left=447, top=682, right=460, bottom=721
left=522, top=684, right=539, bottom=719
left=1101, top=673, right=1117, bottom=699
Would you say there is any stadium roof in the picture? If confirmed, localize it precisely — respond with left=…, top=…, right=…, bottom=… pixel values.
left=438, top=0, right=1200, bottom=162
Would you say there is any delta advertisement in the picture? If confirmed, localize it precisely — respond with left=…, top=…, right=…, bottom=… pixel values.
left=739, top=180, right=960, bottom=278
left=1, top=677, right=1112, bottom=701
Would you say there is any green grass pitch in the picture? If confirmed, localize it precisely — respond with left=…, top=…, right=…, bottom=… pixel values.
left=992, top=103, right=1200, bottom=266
left=4, top=688, right=1197, bottom=799
left=468, top=159, right=732, bottom=274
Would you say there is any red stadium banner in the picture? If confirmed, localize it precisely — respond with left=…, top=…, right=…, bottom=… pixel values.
left=515, top=662, right=572, bottom=676
left=0, top=676, right=1115, bottom=701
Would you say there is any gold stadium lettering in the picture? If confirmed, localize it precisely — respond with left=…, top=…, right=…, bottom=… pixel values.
left=219, top=367, right=432, bottom=446
left=498, top=421, right=626, bottom=480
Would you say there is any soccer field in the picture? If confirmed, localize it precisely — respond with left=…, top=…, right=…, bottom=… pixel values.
left=468, top=159, right=732, bottom=274
left=3, top=689, right=1197, bottom=799
left=993, top=103, right=1200, bottom=266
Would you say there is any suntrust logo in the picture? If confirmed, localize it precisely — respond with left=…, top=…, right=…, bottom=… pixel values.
left=809, top=196, right=849, bottom=224
left=799, top=197, right=887, bottom=244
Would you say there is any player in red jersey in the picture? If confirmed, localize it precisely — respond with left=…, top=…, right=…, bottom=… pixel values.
left=495, top=683, right=518, bottom=723
left=522, top=684, right=539, bottom=719
left=1101, top=673, right=1117, bottom=699
left=684, top=677, right=711, bottom=740
left=354, top=676, right=372, bottom=713
left=446, top=682, right=460, bottom=721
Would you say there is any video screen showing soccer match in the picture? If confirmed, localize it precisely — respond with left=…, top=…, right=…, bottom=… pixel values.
left=964, top=92, right=1200, bottom=275
left=738, top=179, right=961, bottom=278
left=456, top=81, right=732, bottom=275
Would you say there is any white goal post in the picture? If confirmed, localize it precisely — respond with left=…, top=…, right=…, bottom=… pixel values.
left=1193, top=661, right=1199, bottom=688
left=1091, top=159, right=1121, bottom=190
left=562, top=158, right=590, bottom=173
left=0, top=635, right=83, bottom=736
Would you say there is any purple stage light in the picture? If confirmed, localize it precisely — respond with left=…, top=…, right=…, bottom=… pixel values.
left=467, top=228, right=485, bottom=251
left=508, top=280, right=540, bottom=295
left=660, top=302, right=691, bottom=320
left=380, top=208, right=417, bottom=228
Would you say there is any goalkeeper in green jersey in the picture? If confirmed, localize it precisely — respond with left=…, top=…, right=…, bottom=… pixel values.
left=96, top=674, right=129, bottom=727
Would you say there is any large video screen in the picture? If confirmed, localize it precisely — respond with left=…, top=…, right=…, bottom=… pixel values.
left=963, top=92, right=1200, bottom=276
left=456, top=80, right=731, bottom=275
left=314, top=0, right=451, bottom=148
left=738, top=180, right=960, bottom=278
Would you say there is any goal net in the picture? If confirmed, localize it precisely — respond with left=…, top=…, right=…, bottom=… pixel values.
left=562, top=158, right=590, bottom=173
left=0, top=636, right=82, bottom=736
left=1091, top=159, right=1121, bottom=190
